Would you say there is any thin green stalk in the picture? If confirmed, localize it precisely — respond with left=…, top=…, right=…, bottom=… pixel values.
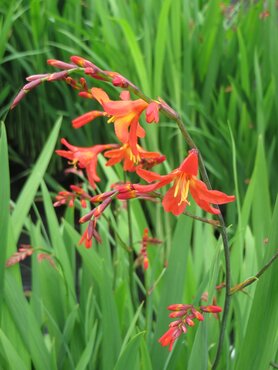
left=123, top=172, right=138, bottom=309
left=230, top=250, right=278, bottom=295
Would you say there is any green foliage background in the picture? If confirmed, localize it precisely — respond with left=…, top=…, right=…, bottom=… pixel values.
left=0, top=0, right=277, bottom=369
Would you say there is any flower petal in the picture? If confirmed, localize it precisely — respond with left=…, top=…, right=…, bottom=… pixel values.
left=91, top=87, right=111, bottom=104
left=136, top=168, right=165, bottom=182
left=191, top=178, right=235, bottom=204
left=162, top=186, right=188, bottom=216
left=190, top=185, right=220, bottom=214
left=179, top=149, right=198, bottom=176
left=72, top=111, right=106, bottom=128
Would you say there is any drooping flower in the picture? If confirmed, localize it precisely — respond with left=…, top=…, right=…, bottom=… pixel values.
left=158, top=326, right=183, bottom=351
left=56, top=138, right=118, bottom=188
left=104, top=142, right=165, bottom=172
left=5, top=245, right=34, bottom=267
left=11, top=70, right=70, bottom=109
left=135, top=149, right=235, bottom=216
left=53, top=185, right=91, bottom=208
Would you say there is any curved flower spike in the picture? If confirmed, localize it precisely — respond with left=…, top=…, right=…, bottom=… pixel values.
left=135, top=149, right=235, bottom=216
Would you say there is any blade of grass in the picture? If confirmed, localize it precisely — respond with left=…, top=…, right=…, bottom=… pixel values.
left=0, top=329, right=29, bottom=370
left=4, top=271, right=53, bottom=370
left=0, top=123, right=10, bottom=315
left=11, top=117, right=62, bottom=242
left=114, top=332, right=145, bottom=370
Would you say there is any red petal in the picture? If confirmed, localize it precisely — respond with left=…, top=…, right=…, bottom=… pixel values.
left=190, top=185, right=220, bottom=214
left=114, top=120, right=130, bottom=144
left=179, top=149, right=198, bottom=176
left=191, top=179, right=235, bottom=204
left=120, top=90, right=130, bottom=100
left=136, top=122, right=146, bottom=138
left=72, top=111, right=106, bottom=128
left=136, top=168, right=164, bottom=182
left=86, top=157, right=100, bottom=188
left=91, top=87, right=110, bottom=104
left=55, top=150, right=74, bottom=161
left=162, top=186, right=188, bottom=216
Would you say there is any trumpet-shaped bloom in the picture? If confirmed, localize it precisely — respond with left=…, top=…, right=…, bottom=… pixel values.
left=104, top=142, right=165, bottom=172
left=56, top=138, right=118, bottom=188
left=135, top=149, right=235, bottom=216
left=73, top=88, right=160, bottom=155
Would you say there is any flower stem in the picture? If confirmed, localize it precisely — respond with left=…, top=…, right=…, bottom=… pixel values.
left=124, top=172, right=138, bottom=309
left=230, top=250, right=278, bottom=295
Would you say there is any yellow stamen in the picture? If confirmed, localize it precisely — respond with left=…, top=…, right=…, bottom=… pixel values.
left=173, top=173, right=190, bottom=206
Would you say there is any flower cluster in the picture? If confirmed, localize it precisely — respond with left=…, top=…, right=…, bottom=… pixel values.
left=159, top=304, right=222, bottom=351
left=11, top=56, right=235, bottom=353
left=11, top=55, right=235, bottom=247
left=53, top=185, right=91, bottom=208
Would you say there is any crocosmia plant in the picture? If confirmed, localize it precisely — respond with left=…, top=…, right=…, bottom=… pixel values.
left=9, top=53, right=276, bottom=370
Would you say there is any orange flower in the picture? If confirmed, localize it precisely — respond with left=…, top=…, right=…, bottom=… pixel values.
left=158, top=327, right=183, bottom=351
left=72, top=88, right=160, bottom=155
left=56, top=138, right=118, bottom=188
left=104, top=142, right=165, bottom=172
left=135, top=149, right=235, bottom=216
left=159, top=303, right=222, bottom=351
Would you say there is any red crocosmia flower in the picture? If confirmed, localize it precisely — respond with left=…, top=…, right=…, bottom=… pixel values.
left=73, top=87, right=160, bottom=156
left=79, top=225, right=93, bottom=248
left=104, top=142, right=164, bottom=172
left=158, top=327, right=182, bottom=351
left=159, top=303, right=222, bottom=351
left=72, top=111, right=107, bottom=128
left=135, top=149, right=235, bottom=216
left=145, top=101, right=160, bottom=123
left=200, top=305, right=222, bottom=313
left=101, top=96, right=148, bottom=155
left=56, top=138, right=118, bottom=188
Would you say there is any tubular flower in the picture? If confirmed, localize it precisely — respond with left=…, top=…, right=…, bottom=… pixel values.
left=135, top=149, right=235, bottom=216
left=159, top=304, right=222, bottom=351
left=104, top=142, right=165, bottom=172
left=78, top=197, right=114, bottom=247
left=73, top=88, right=160, bottom=155
left=137, top=228, right=162, bottom=270
left=56, top=138, right=119, bottom=188
left=53, top=185, right=91, bottom=208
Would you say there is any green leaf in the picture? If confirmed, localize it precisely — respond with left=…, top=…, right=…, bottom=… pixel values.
left=188, top=321, right=208, bottom=370
left=0, top=329, right=28, bottom=370
left=235, top=197, right=278, bottom=370
left=11, top=117, right=62, bottom=242
left=0, top=123, right=10, bottom=313
left=114, top=332, right=145, bottom=370
left=75, top=323, right=97, bottom=370
left=4, top=272, right=52, bottom=370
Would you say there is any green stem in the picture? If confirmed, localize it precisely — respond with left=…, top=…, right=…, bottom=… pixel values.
left=230, top=250, right=278, bottom=295
left=123, top=172, right=138, bottom=309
